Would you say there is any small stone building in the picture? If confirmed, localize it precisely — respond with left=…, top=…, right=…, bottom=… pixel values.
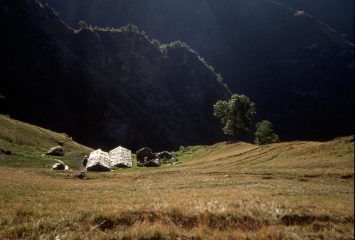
left=109, top=146, right=132, bottom=168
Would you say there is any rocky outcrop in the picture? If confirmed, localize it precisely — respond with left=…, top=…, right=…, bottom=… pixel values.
left=46, top=146, right=64, bottom=156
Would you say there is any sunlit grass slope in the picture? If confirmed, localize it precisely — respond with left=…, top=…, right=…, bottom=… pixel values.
left=0, top=115, right=353, bottom=239
left=0, top=115, right=92, bottom=168
left=174, top=136, right=354, bottom=176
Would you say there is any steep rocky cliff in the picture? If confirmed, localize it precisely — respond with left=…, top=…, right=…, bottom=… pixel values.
left=0, top=0, right=230, bottom=150
left=44, top=0, right=354, bottom=140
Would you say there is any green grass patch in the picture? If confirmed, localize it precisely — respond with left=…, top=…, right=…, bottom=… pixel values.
left=0, top=115, right=92, bottom=169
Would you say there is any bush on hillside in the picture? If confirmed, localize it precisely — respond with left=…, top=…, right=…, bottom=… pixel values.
left=254, top=120, right=279, bottom=145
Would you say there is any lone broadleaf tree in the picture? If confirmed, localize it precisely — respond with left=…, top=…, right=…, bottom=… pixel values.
left=213, top=94, right=256, bottom=139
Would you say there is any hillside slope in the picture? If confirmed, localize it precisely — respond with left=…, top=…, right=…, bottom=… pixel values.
left=0, top=115, right=92, bottom=168
left=0, top=133, right=353, bottom=239
left=0, top=0, right=230, bottom=151
left=175, top=136, right=354, bottom=176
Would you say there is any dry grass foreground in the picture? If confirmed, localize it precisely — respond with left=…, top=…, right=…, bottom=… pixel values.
left=0, top=116, right=354, bottom=239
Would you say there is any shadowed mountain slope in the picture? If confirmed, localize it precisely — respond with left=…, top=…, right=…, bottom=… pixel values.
left=0, top=0, right=230, bottom=151
left=43, top=0, right=354, bottom=140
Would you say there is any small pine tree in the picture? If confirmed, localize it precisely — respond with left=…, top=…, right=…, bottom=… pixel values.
left=254, top=120, right=279, bottom=145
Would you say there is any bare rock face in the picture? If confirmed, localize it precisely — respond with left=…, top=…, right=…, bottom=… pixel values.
left=46, top=146, right=64, bottom=156
left=109, top=146, right=132, bottom=168
left=87, top=149, right=110, bottom=172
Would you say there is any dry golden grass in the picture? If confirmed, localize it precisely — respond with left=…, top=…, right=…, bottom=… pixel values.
left=0, top=116, right=353, bottom=239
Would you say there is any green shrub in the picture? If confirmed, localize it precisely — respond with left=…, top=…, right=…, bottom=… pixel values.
left=254, top=120, right=279, bottom=145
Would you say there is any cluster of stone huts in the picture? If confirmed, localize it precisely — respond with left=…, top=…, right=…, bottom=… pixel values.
left=47, top=145, right=178, bottom=172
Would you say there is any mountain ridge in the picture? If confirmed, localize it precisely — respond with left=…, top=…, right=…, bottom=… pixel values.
left=0, top=0, right=230, bottom=151
left=40, top=0, right=354, bottom=140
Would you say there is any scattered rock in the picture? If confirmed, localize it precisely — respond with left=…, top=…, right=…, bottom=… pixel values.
left=136, top=148, right=178, bottom=167
left=109, top=146, right=132, bottom=168
left=86, top=149, right=110, bottom=172
left=136, top=147, right=157, bottom=166
left=75, top=171, right=87, bottom=179
left=0, top=149, right=12, bottom=155
left=144, top=158, right=161, bottom=167
left=52, top=162, right=65, bottom=170
left=52, top=160, right=69, bottom=171
left=156, top=151, right=179, bottom=163
left=156, top=151, right=173, bottom=160
left=136, top=147, right=163, bottom=167
left=46, top=146, right=64, bottom=156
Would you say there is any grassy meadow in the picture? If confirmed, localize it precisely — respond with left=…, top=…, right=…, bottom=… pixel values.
left=0, top=115, right=354, bottom=239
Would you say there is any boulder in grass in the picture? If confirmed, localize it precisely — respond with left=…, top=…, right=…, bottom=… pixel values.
left=156, top=151, right=173, bottom=160
left=75, top=172, right=87, bottom=179
left=0, top=149, right=12, bottom=155
left=156, top=151, right=178, bottom=163
left=136, top=147, right=156, bottom=166
left=46, top=146, right=64, bottom=156
left=52, top=160, right=69, bottom=171
left=109, top=146, right=132, bottom=168
left=144, top=158, right=161, bottom=167
left=52, top=162, right=65, bottom=170
left=86, top=149, right=110, bottom=172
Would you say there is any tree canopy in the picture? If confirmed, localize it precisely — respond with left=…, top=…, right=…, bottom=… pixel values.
left=254, top=120, right=280, bottom=145
left=213, top=94, right=256, bottom=139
